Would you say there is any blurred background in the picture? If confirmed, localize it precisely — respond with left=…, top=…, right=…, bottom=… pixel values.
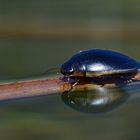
left=0, top=0, right=139, bottom=140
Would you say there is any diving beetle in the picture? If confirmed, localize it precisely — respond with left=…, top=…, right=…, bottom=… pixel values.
left=61, top=49, right=140, bottom=88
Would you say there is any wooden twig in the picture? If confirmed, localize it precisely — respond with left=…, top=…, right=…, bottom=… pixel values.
left=0, top=76, right=116, bottom=101
left=0, top=76, right=139, bottom=101
left=0, top=77, right=100, bottom=101
left=0, top=78, right=69, bottom=100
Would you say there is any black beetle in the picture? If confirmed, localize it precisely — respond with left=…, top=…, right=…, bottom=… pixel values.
left=61, top=49, right=140, bottom=87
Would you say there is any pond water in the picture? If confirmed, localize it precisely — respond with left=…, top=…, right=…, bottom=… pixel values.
left=0, top=42, right=140, bottom=140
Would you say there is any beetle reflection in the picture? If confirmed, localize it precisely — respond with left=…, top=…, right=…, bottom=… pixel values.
left=61, top=87, right=129, bottom=113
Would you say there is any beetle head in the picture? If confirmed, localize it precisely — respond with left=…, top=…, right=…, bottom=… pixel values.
left=61, top=61, right=74, bottom=76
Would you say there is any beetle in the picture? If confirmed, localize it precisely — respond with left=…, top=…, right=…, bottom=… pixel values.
left=61, top=49, right=140, bottom=87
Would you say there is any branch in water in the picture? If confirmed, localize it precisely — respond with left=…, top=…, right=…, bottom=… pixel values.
left=0, top=77, right=139, bottom=101
left=0, top=78, right=69, bottom=100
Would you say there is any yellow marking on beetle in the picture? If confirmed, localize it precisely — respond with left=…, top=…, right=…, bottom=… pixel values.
left=86, top=69, right=136, bottom=77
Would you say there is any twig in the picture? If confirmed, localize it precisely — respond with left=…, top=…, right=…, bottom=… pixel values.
left=0, top=76, right=139, bottom=101
left=0, top=77, right=100, bottom=101
left=0, top=78, right=68, bottom=100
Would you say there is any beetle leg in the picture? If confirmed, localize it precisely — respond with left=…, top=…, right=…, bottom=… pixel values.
left=72, top=79, right=79, bottom=88
left=65, top=79, right=79, bottom=93
left=132, top=72, right=140, bottom=81
left=62, top=76, right=79, bottom=93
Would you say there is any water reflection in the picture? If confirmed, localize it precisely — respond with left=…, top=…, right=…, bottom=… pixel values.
left=61, top=87, right=129, bottom=113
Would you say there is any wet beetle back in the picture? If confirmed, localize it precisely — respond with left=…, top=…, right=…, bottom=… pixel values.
left=61, top=49, right=140, bottom=77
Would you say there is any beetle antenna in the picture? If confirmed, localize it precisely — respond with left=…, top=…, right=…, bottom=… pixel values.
left=41, top=67, right=60, bottom=76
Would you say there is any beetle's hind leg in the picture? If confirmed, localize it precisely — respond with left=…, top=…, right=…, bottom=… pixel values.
left=61, top=76, right=80, bottom=93
left=131, top=72, right=140, bottom=81
left=63, top=79, right=79, bottom=93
